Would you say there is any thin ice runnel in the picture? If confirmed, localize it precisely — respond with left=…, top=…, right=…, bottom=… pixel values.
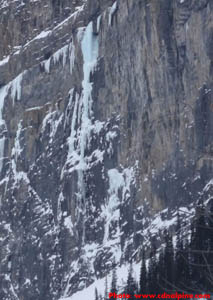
left=0, top=85, right=9, bottom=173
left=0, top=137, right=5, bottom=173
left=68, top=89, right=78, bottom=155
left=69, top=43, right=75, bottom=73
left=79, top=22, right=98, bottom=160
left=109, top=1, right=117, bottom=26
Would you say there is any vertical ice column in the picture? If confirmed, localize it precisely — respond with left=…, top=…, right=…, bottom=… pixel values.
left=0, top=137, right=5, bottom=173
left=0, top=85, right=8, bottom=173
left=77, top=22, right=99, bottom=244
left=79, top=21, right=99, bottom=162
left=11, top=72, right=24, bottom=104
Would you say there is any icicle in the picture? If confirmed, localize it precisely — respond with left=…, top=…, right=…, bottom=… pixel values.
left=97, top=15, right=102, bottom=33
left=53, top=44, right=69, bottom=67
left=0, top=137, right=5, bottom=173
left=44, top=59, right=51, bottom=73
left=109, top=1, right=117, bottom=26
left=0, top=85, right=9, bottom=173
left=11, top=72, right=24, bottom=104
left=0, top=85, right=8, bottom=125
left=69, top=43, right=75, bottom=74
left=68, top=89, right=78, bottom=155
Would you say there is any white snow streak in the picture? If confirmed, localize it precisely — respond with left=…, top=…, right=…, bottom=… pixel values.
left=11, top=122, right=29, bottom=185
left=0, top=85, right=8, bottom=125
left=32, top=30, right=51, bottom=41
left=0, top=55, right=9, bottom=66
left=103, top=167, right=135, bottom=244
left=0, top=85, right=9, bottom=173
left=13, top=122, right=22, bottom=163
left=109, top=1, right=117, bottom=26
left=67, top=89, right=78, bottom=155
left=97, top=15, right=102, bottom=33
left=0, top=137, right=5, bottom=173
left=204, top=178, right=213, bottom=192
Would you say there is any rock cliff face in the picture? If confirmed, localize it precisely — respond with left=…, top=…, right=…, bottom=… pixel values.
left=0, top=0, right=213, bottom=299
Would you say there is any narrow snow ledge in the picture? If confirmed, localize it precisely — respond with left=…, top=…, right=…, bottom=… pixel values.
left=0, top=4, right=85, bottom=85
left=25, top=4, right=85, bottom=48
left=0, top=55, right=9, bottom=67
left=33, top=30, right=51, bottom=41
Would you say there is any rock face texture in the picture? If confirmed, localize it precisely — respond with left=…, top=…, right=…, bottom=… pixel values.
left=0, top=0, right=213, bottom=299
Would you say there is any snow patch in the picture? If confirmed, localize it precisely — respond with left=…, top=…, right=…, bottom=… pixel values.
left=204, top=178, right=213, bottom=192
left=25, top=106, right=42, bottom=112
left=11, top=122, right=29, bottom=185
left=33, top=30, right=51, bottom=41
left=103, top=167, right=135, bottom=244
left=108, top=169, right=124, bottom=195
left=64, top=216, right=74, bottom=235
left=0, top=55, right=9, bottom=67
left=13, top=122, right=22, bottom=163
